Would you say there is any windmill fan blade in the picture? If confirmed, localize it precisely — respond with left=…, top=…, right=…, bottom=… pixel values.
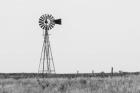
left=54, top=19, right=61, bottom=25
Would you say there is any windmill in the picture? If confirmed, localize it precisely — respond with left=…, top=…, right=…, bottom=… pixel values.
left=37, top=14, right=61, bottom=89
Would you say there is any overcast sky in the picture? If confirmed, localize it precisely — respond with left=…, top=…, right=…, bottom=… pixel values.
left=0, top=0, right=140, bottom=73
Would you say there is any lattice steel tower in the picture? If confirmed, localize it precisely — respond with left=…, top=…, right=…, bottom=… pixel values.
left=38, top=14, right=61, bottom=74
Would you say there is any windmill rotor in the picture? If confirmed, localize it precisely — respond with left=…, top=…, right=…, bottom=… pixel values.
left=39, top=14, right=61, bottom=31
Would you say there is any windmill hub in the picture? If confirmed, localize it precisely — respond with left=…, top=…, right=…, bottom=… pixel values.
left=45, top=19, right=49, bottom=24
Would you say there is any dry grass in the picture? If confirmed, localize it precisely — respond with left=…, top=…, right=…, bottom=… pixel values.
left=0, top=75, right=140, bottom=93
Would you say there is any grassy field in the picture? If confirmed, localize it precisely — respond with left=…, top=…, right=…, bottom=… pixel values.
left=0, top=75, right=140, bottom=93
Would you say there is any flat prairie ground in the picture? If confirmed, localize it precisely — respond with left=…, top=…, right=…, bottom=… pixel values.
left=0, top=75, right=140, bottom=93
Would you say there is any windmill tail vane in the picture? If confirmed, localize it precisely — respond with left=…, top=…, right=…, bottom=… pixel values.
left=54, top=19, right=61, bottom=25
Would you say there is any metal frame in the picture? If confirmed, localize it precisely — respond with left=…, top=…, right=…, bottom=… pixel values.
left=38, top=28, right=55, bottom=75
